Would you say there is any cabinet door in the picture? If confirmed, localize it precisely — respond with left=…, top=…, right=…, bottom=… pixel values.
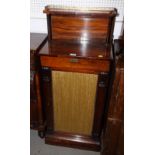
left=41, top=67, right=109, bottom=150
left=52, top=71, right=98, bottom=135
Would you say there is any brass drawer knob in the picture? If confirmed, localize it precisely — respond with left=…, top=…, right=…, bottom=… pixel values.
left=69, top=58, right=79, bottom=63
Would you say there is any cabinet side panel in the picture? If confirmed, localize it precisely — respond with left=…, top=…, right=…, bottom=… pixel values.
left=52, top=71, right=98, bottom=135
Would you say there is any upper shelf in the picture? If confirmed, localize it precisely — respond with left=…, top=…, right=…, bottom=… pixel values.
left=44, top=6, right=117, bottom=44
left=43, top=5, right=117, bottom=17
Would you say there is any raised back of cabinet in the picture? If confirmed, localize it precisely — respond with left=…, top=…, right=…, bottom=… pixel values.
left=44, top=6, right=117, bottom=43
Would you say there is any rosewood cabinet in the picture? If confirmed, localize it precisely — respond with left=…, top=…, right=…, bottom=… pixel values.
left=39, top=42, right=112, bottom=151
left=30, top=33, right=47, bottom=133
left=36, top=6, right=117, bottom=151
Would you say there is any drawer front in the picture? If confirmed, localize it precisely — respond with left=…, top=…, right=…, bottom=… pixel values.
left=40, top=56, right=110, bottom=73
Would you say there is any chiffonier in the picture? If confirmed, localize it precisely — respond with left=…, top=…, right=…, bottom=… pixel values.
left=31, top=6, right=118, bottom=151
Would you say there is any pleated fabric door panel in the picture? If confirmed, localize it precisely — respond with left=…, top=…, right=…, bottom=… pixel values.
left=51, top=71, right=98, bottom=135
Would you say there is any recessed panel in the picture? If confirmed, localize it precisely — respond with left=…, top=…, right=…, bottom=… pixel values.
left=52, top=16, right=109, bottom=40
left=52, top=71, right=98, bottom=135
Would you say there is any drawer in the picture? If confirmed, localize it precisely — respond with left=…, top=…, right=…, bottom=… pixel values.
left=40, top=56, right=110, bottom=73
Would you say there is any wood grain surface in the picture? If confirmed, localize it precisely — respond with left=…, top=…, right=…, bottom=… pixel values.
left=52, top=16, right=109, bottom=41
left=40, top=56, right=110, bottom=73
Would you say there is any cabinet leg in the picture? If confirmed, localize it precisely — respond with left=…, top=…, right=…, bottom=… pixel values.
left=38, top=131, right=45, bottom=138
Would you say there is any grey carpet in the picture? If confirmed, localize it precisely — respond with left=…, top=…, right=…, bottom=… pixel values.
left=30, top=130, right=100, bottom=155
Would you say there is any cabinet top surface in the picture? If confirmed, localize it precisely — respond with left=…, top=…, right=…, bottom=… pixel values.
left=30, top=33, right=47, bottom=51
left=39, top=39, right=113, bottom=60
left=44, top=5, right=117, bottom=17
